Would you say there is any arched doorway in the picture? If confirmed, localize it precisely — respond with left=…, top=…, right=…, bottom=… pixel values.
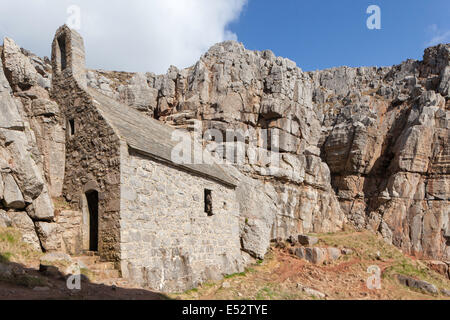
left=85, top=190, right=99, bottom=252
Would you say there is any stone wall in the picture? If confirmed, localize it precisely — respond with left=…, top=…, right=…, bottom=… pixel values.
left=119, top=149, right=244, bottom=292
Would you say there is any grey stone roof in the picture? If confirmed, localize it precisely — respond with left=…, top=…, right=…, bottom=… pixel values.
left=87, top=87, right=237, bottom=188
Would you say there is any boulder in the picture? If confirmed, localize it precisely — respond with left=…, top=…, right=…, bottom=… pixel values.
left=0, top=263, right=13, bottom=278
left=341, top=248, right=354, bottom=255
left=294, top=246, right=341, bottom=264
left=28, top=186, right=54, bottom=221
left=0, top=129, right=45, bottom=202
left=297, top=283, right=326, bottom=299
left=7, top=211, right=41, bottom=251
left=397, top=274, right=439, bottom=295
left=2, top=37, right=38, bottom=90
left=327, top=247, right=341, bottom=261
left=35, top=222, right=60, bottom=252
left=426, top=260, right=449, bottom=278
left=304, top=247, right=326, bottom=265
left=298, top=235, right=319, bottom=246
left=294, top=247, right=305, bottom=260
left=302, top=287, right=326, bottom=299
left=2, top=174, right=25, bottom=209
left=235, top=172, right=277, bottom=259
left=39, top=252, right=73, bottom=277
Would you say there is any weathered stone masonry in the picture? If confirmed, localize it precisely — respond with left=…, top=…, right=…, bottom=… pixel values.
left=120, top=149, right=243, bottom=292
left=51, top=26, right=122, bottom=261
left=48, top=25, right=244, bottom=291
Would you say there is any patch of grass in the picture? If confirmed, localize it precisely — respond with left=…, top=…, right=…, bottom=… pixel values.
left=383, top=259, right=450, bottom=291
left=170, top=230, right=450, bottom=301
left=0, top=228, right=42, bottom=265
left=0, top=230, right=19, bottom=244
left=224, top=272, right=246, bottom=279
left=316, top=230, right=405, bottom=262
left=385, top=259, right=428, bottom=279
left=0, top=272, right=48, bottom=289
left=316, top=229, right=450, bottom=294
left=245, top=267, right=256, bottom=273
left=0, top=227, right=49, bottom=289
left=201, top=282, right=216, bottom=289
left=183, top=287, right=199, bottom=295
left=14, top=275, right=48, bottom=288
left=79, top=268, right=95, bottom=281
left=255, top=286, right=278, bottom=300
left=0, top=252, right=13, bottom=263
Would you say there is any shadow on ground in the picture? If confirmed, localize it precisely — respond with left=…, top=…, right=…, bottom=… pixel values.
left=0, top=254, right=170, bottom=300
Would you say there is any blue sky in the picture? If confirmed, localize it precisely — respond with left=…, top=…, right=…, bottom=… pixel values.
left=229, top=0, right=450, bottom=71
left=0, top=0, right=449, bottom=73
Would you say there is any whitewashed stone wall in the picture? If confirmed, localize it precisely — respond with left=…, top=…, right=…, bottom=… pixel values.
left=119, top=148, right=244, bottom=292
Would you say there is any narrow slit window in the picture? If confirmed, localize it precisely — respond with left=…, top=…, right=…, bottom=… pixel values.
left=57, top=35, right=67, bottom=71
left=69, top=119, right=75, bottom=136
left=204, top=189, right=213, bottom=216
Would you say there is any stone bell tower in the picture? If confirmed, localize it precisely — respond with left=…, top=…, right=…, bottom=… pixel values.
left=51, top=25, right=87, bottom=89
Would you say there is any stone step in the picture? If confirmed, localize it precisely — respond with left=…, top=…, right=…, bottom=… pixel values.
left=83, top=251, right=99, bottom=257
left=71, top=254, right=121, bottom=282
left=73, top=255, right=101, bottom=266
left=89, top=262, right=116, bottom=271
left=91, top=269, right=120, bottom=280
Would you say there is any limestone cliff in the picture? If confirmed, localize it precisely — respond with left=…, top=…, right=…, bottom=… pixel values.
left=0, top=37, right=63, bottom=252
left=0, top=35, right=448, bottom=262
left=89, top=41, right=449, bottom=261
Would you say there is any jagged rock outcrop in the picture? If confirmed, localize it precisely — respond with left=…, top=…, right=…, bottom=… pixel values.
left=307, top=45, right=449, bottom=260
left=0, top=37, right=62, bottom=251
left=89, top=41, right=449, bottom=261
left=1, top=33, right=448, bottom=263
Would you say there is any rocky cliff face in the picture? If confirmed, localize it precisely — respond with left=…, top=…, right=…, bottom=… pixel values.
left=1, top=35, right=448, bottom=262
left=310, top=46, right=449, bottom=259
left=0, top=38, right=67, bottom=252
left=89, top=41, right=449, bottom=261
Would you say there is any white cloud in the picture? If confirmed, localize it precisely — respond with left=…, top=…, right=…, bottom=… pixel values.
left=0, top=0, right=247, bottom=73
left=426, top=24, right=450, bottom=47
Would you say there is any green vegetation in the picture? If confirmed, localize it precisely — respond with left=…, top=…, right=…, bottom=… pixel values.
left=0, top=227, right=47, bottom=288
left=11, top=274, right=48, bottom=288
left=224, top=272, right=246, bottom=279
left=0, top=227, right=42, bottom=265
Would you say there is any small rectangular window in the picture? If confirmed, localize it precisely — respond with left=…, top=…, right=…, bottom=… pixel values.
left=69, top=119, right=75, bottom=136
left=204, top=189, right=213, bottom=216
